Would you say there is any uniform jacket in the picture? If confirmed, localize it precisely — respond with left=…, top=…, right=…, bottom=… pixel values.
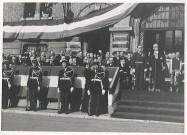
left=27, top=67, right=42, bottom=89
left=2, top=67, right=14, bottom=85
left=89, top=67, right=109, bottom=94
left=132, top=52, right=147, bottom=69
left=58, top=67, right=75, bottom=90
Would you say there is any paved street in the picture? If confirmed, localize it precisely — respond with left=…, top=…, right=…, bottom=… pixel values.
left=1, top=110, right=184, bottom=132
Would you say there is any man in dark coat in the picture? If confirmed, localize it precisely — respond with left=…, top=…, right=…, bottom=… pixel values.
left=81, top=62, right=91, bottom=112
left=149, top=44, right=167, bottom=91
left=119, top=58, right=131, bottom=90
left=57, top=59, right=75, bottom=114
left=105, top=57, right=114, bottom=67
left=113, top=52, right=120, bottom=67
left=2, top=60, right=14, bottom=109
left=132, top=45, right=147, bottom=91
left=55, top=50, right=65, bottom=66
left=26, top=59, right=42, bottom=111
left=87, top=62, right=109, bottom=116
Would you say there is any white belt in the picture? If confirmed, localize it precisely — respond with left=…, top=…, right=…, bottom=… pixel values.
left=135, top=62, right=143, bottom=63
left=60, top=78, right=71, bottom=80
left=91, top=79, right=101, bottom=82
left=30, top=77, right=38, bottom=79
left=91, top=79, right=103, bottom=90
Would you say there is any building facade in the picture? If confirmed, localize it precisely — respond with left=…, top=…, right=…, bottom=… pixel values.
left=3, top=3, right=184, bottom=57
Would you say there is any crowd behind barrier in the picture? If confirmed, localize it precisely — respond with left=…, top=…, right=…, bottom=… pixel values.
left=2, top=47, right=184, bottom=115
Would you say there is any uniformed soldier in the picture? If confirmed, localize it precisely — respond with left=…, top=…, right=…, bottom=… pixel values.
left=57, top=59, right=75, bottom=114
left=87, top=62, right=109, bottom=116
left=2, top=60, right=14, bottom=109
left=26, top=59, right=42, bottom=111
left=132, top=45, right=147, bottom=91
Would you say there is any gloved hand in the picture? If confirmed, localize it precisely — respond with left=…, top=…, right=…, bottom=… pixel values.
left=57, top=88, right=60, bottom=93
left=132, top=69, right=135, bottom=73
left=87, top=90, right=90, bottom=96
left=102, top=90, right=105, bottom=95
left=38, top=87, right=40, bottom=92
left=70, top=87, right=74, bottom=93
left=144, top=69, right=147, bottom=72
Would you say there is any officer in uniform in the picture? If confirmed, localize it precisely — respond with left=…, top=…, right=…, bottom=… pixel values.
left=88, top=62, right=109, bottom=116
left=132, top=45, right=147, bottom=91
left=26, top=59, right=42, bottom=111
left=2, top=60, right=14, bottom=109
left=57, top=59, right=75, bottom=114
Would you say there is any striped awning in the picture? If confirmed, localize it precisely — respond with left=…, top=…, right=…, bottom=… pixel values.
left=3, top=3, right=138, bottom=40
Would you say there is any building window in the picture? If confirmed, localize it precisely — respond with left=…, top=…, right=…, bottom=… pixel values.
left=141, top=4, right=184, bottom=29
left=23, top=3, right=53, bottom=19
left=23, top=3, right=36, bottom=18
left=40, top=3, right=53, bottom=18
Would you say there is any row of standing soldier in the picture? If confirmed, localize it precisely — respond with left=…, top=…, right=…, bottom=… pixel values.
left=25, top=58, right=109, bottom=116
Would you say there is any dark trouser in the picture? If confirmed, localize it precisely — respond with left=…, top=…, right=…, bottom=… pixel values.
left=59, top=89, right=70, bottom=113
left=29, top=88, right=38, bottom=110
left=2, top=80, right=9, bottom=109
left=135, top=64, right=144, bottom=90
left=38, top=87, right=48, bottom=109
left=88, top=93, right=101, bottom=116
left=9, top=85, right=19, bottom=107
left=120, top=74, right=131, bottom=90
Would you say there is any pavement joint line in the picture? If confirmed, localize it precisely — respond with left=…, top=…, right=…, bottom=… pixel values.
left=2, top=109, right=184, bottom=126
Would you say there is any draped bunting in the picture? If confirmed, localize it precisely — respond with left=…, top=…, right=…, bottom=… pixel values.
left=3, top=3, right=138, bottom=40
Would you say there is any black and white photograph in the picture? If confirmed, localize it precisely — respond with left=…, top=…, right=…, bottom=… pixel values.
left=1, top=0, right=185, bottom=133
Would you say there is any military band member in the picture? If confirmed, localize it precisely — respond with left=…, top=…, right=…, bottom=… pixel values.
left=87, top=62, right=108, bottom=116
left=149, top=44, right=167, bottom=91
left=132, top=45, right=147, bottom=91
left=2, top=60, right=14, bottom=109
left=57, top=59, right=75, bottom=114
left=26, top=59, right=42, bottom=111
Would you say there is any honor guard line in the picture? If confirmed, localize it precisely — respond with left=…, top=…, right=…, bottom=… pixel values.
left=10, top=65, right=120, bottom=114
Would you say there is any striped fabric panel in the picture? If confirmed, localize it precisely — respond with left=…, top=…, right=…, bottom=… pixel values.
left=3, top=3, right=138, bottom=40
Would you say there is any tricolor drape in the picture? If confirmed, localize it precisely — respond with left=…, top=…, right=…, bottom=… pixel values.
left=3, top=3, right=138, bottom=40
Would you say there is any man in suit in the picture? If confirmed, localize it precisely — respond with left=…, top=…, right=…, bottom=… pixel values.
left=149, top=43, right=167, bottom=91
left=132, top=45, right=147, bottom=91
left=113, top=52, right=120, bottom=67
left=55, top=50, right=65, bottom=66
left=172, top=51, right=180, bottom=71
left=119, top=58, right=131, bottom=90
left=57, top=59, right=75, bottom=114
left=26, top=59, right=43, bottom=111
